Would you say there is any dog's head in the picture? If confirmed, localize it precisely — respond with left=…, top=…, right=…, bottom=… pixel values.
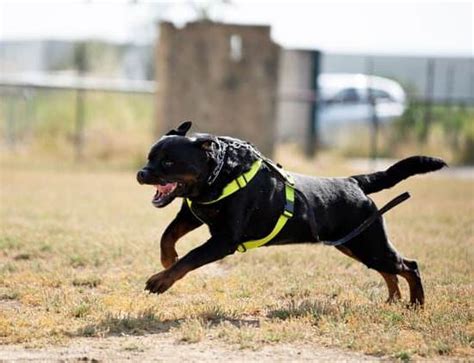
left=137, top=121, right=219, bottom=208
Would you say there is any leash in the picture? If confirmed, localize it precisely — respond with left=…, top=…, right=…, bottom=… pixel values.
left=322, top=192, right=410, bottom=246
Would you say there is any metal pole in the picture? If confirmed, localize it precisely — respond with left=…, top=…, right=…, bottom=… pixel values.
left=74, top=43, right=86, bottom=161
left=470, top=59, right=474, bottom=103
left=366, top=57, right=379, bottom=165
left=75, top=88, right=85, bottom=160
left=422, top=59, right=435, bottom=141
left=6, top=93, right=17, bottom=151
left=446, top=64, right=455, bottom=107
left=305, top=50, right=321, bottom=158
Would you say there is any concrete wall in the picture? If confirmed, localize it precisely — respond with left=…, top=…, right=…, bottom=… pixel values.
left=275, top=50, right=313, bottom=142
left=155, top=21, right=280, bottom=155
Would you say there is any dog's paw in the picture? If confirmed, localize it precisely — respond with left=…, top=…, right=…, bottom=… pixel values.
left=145, top=270, right=175, bottom=294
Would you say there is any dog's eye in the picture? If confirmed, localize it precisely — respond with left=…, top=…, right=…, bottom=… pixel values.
left=161, top=159, right=174, bottom=168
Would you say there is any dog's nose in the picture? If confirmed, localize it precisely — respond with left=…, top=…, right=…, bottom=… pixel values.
left=137, top=170, right=147, bottom=184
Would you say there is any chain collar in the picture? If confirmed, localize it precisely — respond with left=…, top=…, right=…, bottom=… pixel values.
left=206, top=140, right=227, bottom=185
left=206, top=137, right=264, bottom=186
left=220, top=137, right=263, bottom=157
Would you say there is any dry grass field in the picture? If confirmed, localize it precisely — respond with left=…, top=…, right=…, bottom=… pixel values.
left=0, top=150, right=473, bottom=360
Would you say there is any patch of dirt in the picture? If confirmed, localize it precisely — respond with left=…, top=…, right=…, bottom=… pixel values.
left=0, top=334, right=377, bottom=362
left=0, top=299, right=22, bottom=312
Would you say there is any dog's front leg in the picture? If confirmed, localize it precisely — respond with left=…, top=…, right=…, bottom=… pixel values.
left=146, top=236, right=235, bottom=294
left=160, top=203, right=203, bottom=268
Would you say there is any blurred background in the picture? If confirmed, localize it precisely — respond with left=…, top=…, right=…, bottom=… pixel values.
left=1, top=0, right=473, bottom=167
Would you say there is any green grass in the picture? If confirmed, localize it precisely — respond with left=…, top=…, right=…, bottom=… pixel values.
left=0, top=151, right=473, bottom=359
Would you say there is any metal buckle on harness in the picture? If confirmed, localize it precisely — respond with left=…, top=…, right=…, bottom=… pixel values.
left=283, top=199, right=294, bottom=218
left=236, top=175, right=246, bottom=189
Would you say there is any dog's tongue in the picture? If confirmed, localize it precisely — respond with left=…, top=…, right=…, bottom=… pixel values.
left=152, top=182, right=178, bottom=206
left=156, top=183, right=176, bottom=194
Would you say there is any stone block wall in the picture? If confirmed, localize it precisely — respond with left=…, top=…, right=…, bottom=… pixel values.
left=156, top=21, right=280, bottom=155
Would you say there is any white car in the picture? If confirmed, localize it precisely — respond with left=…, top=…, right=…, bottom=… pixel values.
left=317, top=73, right=406, bottom=145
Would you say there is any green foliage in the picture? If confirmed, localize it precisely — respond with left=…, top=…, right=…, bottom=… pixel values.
left=71, top=302, right=91, bottom=318
left=394, top=102, right=474, bottom=164
left=395, top=350, right=411, bottom=362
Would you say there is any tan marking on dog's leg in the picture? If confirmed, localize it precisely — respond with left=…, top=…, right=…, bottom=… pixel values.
left=160, top=238, right=179, bottom=269
left=337, top=246, right=404, bottom=303
left=400, top=270, right=424, bottom=306
left=161, top=219, right=201, bottom=268
left=379, top=272, right=401, bottom=303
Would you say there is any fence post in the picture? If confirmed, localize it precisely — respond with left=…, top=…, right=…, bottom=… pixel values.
left=305, top=50, right=321, bottom=158
left=6, top=93, right=17, bottom=151
left=366, top=57, right=379, bottom=164
left=74, top=43, right=86, bottom=161
left=446, top=64, right=455, bottom=107
left=422, top=59, right=435, bottom=141
left=75, top=88, right=85, bottom=160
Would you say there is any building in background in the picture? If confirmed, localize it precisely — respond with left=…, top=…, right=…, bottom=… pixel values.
left=276, top=49, right=474, bottom=143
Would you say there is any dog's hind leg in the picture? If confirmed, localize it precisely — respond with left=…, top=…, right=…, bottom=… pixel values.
left=399, top=258, right=424, bottom=306
left=379, top=272, right=401, bottom=303
left=160, top=203, right=203, bottom=268
left=339, top=227, right=425, bottom=306
left=336, top=245, right=402, bottom=303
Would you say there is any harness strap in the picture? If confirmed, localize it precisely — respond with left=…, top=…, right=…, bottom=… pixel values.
left=185, top=158, right=296, bottom=253
left=237, top=182, right=294, bottom=252
left=186, top=159, right=263, bottom=207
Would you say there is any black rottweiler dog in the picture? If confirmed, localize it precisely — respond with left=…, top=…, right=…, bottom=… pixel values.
left=137, top=121, right=446, bottom=305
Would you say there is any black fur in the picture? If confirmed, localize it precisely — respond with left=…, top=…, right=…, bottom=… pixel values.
left=351, top=156, right=447, bottom=194
left=137, top=122, right=447, bottom=305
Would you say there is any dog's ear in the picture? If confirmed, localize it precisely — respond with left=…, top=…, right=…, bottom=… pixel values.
left=166, top=121, right=192, bottom=136
left=193, top=134, right=218, bottom=152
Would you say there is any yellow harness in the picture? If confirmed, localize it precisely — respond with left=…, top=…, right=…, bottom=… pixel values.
left=185, top=159, right=295, bottom=253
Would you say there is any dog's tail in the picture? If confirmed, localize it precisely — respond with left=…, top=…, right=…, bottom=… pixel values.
left=351, top=156, right=447, bottom=195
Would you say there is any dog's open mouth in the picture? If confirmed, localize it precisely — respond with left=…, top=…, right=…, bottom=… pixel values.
left=152, top=182, right=178, bottom=208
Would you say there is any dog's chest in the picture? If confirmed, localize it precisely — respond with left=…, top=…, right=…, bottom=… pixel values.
left=188, top=204, right=222, bottom=226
